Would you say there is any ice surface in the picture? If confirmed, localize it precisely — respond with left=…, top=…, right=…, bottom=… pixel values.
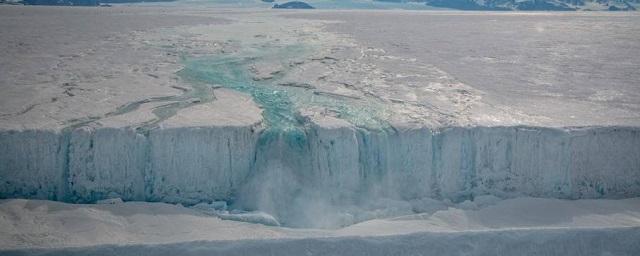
left=301, top=11, right=640, bottom=127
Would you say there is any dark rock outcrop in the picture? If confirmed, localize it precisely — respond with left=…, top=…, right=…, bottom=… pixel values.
left=22, top=0, right=98, bottom=6
left=422, top=0, right=638, bottom=11
left=273, top=1, right=314, bottom=9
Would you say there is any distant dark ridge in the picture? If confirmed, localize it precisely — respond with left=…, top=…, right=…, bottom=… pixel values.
left=514, top=0, right=576, bottom=11
left=423, top=0, right=574, bottom=10
left=608, top=2, right=637, bottom=11
left=273, top=1, right=314, bottom=9
left=22, top=0, right=99, bottom=6
left=20, top=0, right=173, bottom=6
left=414, top=0, right=639, bottom=11
left=423, top=0, right=510, bottom=10
left=100, top=0, right=174, bottom=3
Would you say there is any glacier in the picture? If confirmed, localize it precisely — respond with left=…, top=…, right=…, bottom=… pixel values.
left=1, top=7, right=640, bottom=230
left=1, top=125, right=639, bottom=228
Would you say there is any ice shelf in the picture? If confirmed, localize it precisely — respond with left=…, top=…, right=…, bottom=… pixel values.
left=1, top=7, right=640, bottom=229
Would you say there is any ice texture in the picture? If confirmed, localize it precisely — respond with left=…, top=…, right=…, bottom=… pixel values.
left=0, top=130, right=68, bottom=201
left=1, top=125, right=639, bottom=228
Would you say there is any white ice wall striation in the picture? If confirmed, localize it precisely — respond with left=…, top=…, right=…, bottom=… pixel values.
left=1, top=125, right=639, bottom=227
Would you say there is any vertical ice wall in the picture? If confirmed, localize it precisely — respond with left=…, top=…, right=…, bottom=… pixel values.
left=0, top=130, right=68, bottom=201
left=147, top=126, right=259, bottom=204
left=1, top=125, right=639, bottom=226
left=68, top=128, right=148, bottom=202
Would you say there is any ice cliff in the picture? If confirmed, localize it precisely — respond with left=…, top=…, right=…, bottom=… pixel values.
left=1, top=124, right=639, bottom=227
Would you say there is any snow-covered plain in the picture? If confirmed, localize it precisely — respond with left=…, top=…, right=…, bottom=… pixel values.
left=1, top=6, right=640, bottom=254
